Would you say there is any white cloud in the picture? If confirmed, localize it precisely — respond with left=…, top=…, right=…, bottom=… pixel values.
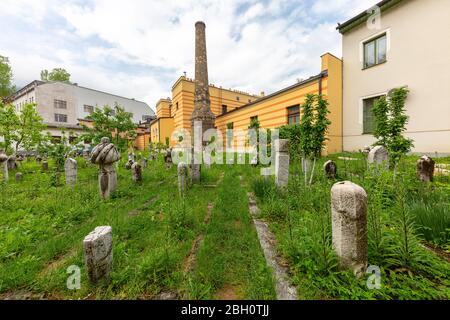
left=1, top=0, right=380, bottom=109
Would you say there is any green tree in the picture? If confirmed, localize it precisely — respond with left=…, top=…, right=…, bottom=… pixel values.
left=41, top=68, right=71, bottom=83
left=14, top=103, right=46, bottom=152
left=372, top=87, right=413, bottom=168
left=312, top=94, right=331, bottom=158
left=0, top=102, right=18, bottom=153
left=0, top=55, right=16, bottom=98
left=80, top=104, right=137, bottom=151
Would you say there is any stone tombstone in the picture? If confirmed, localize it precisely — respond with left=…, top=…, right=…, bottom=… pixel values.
left=331, top=181, right=368, bottom=277
left=0, top=153, right=8, bottom=182
left=164, top=148, right=173, bottom=169
left=178, top=162, right=188, bottom=197
left=7, top=156, right=17, bottom=170
left=36, top=155, right=42, bottom=163
left=128, top=153, right=133, bottom=162
left=90, top=137, right=120, bottom=199
left=417, top=155, right=435, bottom=182
left=65, top=158, right=78, bottom=185
left=324, top=160, right=337, bottom=179
left=367, top=146, right=389, bottom=167
left=15, top=172, right=23, bottom=182
left=131, top=162, right=142, bottom=182
left=125, top=160, right=133, bottom=170
left=141, top=157, right=148, bottom=169
left=42, top=161, right=49, bottom=171
left=83, top=226, right=113, bottom=283
left=274, top=139, right=290, bottom=188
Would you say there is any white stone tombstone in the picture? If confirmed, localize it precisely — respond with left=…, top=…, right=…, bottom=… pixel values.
left=91, top=137, right=120, bottom=199
left=83, top=226, right=113, bottom=283
left=274, top=139, right=290, bottom=188
left=331, top=181, right=368, bottom=277
left=65, top=158, right=77, bottom=185
left=367, top=146, right=389, bottom=167
left=178, top=162, right=188, bottom=197
left=15, top=172, right=23, bottom=182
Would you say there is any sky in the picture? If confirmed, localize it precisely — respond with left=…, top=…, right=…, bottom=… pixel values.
left=0, top=0, right=379, bottom=111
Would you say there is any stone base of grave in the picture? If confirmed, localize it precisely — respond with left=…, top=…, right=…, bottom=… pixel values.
left=99, top=165, right=117, bottom=199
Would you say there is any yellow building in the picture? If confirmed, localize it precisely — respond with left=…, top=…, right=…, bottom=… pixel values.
left=150, top=53, right=343, bottom=155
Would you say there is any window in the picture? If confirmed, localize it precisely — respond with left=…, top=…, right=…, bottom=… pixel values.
left=54, top=113, right=68, bottom=123
left=176, top=102, right=179, bottom=110
left=362, top=96, right=383, bottom=134
left=287, top=105, right=300, bottom=124
left=84, top=105, right=94, bottom=114
left=54, top=99, right=67, bottom=109
left=222, top=105, right=228, bottom=114
left=364, top=34, right=387, bottom=68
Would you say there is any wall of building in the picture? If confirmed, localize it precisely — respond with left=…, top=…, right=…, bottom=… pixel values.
left=156, top=99, right=172, bottom=118
left=170, top=76, right=260, bottom=132
left=215, top=54, right=343, bottom=154
left=342, top=0, right=450, bottom=154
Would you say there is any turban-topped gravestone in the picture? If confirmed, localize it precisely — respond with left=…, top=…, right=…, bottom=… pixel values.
left=90, top=137, right=120, bottom=199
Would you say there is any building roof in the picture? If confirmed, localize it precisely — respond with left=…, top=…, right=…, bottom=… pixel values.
left=337, top=0, right=403, bottom=34
left=7, top=80, right=152, bottom=111
left=216, top=70, right=327, bottom=119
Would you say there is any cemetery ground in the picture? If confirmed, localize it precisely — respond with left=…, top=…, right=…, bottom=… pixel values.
left=0, top=152, right=449, bottom=300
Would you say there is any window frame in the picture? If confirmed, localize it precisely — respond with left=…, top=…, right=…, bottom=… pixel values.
left=363, top=33, right=387, bottom=69
left=54, top=99, right=67, bottom=110
left=287, top=105, right=300, bottom=125
left=84, top=105, right=94, bottom=114
left=54, top=113, right=68, bottom=123
left=222, top=105, right=228, bottom=114
left=362, top=95, right=384, bottom=135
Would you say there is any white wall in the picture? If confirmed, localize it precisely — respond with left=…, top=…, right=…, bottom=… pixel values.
left=342, top=0, right=450, bottom=154
left=74, top=85, right=154, bottom=123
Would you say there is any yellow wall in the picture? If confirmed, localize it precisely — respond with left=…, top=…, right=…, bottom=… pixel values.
left=156, top=99, right=172, bottom=118
left=215, top=53, right=343, bottom=154
left=170, top=76, right=260, bottom=131
left=150, top=117, right=174, bottom=146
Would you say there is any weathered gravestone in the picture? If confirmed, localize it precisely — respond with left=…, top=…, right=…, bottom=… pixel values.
left=125, top=160, right=134, bottom=170
left=141, top=158, right=148, bottom=169
left=331, top=181, right=368, bottom=277
left=274, top=139, right=290, bottom=188
left=83, top=226, right=113, bottom=283
left=90, top=137, right=120, bottom=199
left=324, top=160, right=337, bottom=179
left=7, top=156, right=17, bottom=170
left=367, top=146, right=389, bottom=167
left=164, top=148, right=173, bottom=169
left=42, top=161, right=49, bottom=171
left=177, top=162, right=188, bottom=197
left=65, top=158, right=77, bottom=185
left=131, top=162, right=142, bottom=182
left=417, top=155, right=435, bottom=182
left=0, top=153, right=8, bottom=182
left=15, top=172, right=23, bottom=182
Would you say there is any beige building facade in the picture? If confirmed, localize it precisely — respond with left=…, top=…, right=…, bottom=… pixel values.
left=340, top=0, right=450, bottom=154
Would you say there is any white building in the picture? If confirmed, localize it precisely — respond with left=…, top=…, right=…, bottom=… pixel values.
left=7, top=80, right=155, bottom=141
left=339, top=0, right=450, bottom=155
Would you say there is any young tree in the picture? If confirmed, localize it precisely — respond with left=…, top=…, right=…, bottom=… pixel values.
left=312, top=94, right=331, bottom=158
left=0, top=102, right=18, bottom=153
left=41, top=68, right=71, bottom=83
left=0, top=55, right=16, bottom=98
left=80, top=104, right=137, bottom=151
left=372, top=87, right=413, bottom=168
left=14, top=103, right=46, bottom=152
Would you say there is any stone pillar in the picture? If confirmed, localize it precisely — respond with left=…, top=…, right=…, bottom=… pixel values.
left=141, top=158, right=148, bottom=169
left=178, top=162, right=188, bottom=197
left=190, top=21, right=216, bottom=183
left=417, top=155, right=435, bottom=182
left=274, top=139, right=290, bottom=188
left=83, top=226, right=113, bottom=283
left=65, top=158, right=77, bottom=185
left=324, top=160, right=337, bottom=179
left=367, top=146, right=389, bottom=167
left=131, top=162, right=142, bottom=182
left=91, top=137, right=120, bottom=199
left=15, top=172, right=23, bottom=182
left=164, top=148, right=173, bottom=169
left=125, top=160, right=133, bottom=170
left=0, top=153, right=8, bottom=182
left=42, top=161, right=49, bottom=171
left=331, top=181, right=368, bottom=277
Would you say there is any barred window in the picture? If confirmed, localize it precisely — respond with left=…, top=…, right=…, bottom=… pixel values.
left=54, top=99, right=67, bottom=109
left=54, top=113, right=68, bottom=123
left=84, top=105, right=94, bottom=114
